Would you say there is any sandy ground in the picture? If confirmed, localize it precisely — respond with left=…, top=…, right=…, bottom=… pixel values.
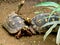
left=0, top=1, right=57, bottom=45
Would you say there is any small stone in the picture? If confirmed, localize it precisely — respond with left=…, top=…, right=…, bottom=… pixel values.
left=33, top=41, right=36, bottom=44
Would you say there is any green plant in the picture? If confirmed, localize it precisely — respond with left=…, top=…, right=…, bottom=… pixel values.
left=35, top=2, right=60, bottom=45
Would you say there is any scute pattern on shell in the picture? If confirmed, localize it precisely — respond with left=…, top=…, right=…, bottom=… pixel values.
left=3, top=12, right=26, bottom=34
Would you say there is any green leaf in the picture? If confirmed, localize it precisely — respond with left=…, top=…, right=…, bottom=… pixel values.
left=56, top=26, right=60, bottom=45
left=35, top=2, right=60, bottom=8
left=55, top=7, right=60, bottom=12
left=43, top=23, right=57, bottom=41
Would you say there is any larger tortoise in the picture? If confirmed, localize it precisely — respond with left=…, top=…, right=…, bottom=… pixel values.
left=2, top=12, right=36, bottom=39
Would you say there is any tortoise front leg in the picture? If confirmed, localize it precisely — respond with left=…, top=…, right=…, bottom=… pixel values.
left=21, top=26, right=33, bottom=36
left=25, top=29, right=32, bottom=36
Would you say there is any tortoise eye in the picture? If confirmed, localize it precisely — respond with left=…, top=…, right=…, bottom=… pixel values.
left=45, top=18, right=48, bottom=22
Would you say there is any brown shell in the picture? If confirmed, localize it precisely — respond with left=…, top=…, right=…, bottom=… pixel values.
left=3, top=12, right=26, bottom=34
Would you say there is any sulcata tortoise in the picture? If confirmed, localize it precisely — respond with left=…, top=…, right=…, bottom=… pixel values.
left=31, top=13, right=60, bottom=33
left=2, top=12, right=37, bottom=39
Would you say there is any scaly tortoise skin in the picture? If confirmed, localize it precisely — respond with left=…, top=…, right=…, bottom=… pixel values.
left=31, top=13, right=60, bottom=33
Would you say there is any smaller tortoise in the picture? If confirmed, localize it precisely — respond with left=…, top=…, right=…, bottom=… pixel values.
left=31, top=13, right=60, bottom=33
left=2, top=12, right=36, bottom=39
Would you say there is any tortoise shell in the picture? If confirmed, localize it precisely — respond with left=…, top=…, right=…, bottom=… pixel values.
left=3, top=12, right=26, bottom=34
left=31, top=13, right=60, bottom=32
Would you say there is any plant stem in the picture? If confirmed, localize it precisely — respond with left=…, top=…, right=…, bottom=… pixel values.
left=48, top=9, right=56, bottom=22
left=16, top=0, right=25, bottom=14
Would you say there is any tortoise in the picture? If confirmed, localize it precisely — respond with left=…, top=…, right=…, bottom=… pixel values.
left=2, top=12, right=37, bottom=39
left=31, top=13, right=60, bottom=33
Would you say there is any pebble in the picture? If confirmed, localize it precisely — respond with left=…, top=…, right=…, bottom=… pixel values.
left=33, top=41, right=36, bottom=44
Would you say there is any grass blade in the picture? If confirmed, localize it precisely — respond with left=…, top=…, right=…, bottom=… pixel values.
left=48, top=9, right=56, bottom=22
left=43, top=23, right=57, bottom=41
left=56, top=26, right=60, bottom=45
left=41, top=21, right=60, bottom=28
